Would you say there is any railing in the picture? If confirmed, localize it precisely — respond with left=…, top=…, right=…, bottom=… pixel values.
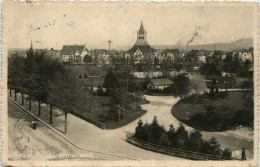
left=70, top=110, right=105, bottom=129
left=126, top=136, right=235, bottom=160
left=8, top=89, right=106, bottom=130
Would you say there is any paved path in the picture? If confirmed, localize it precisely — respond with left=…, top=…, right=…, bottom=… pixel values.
left=9, top=91, right=253, bottom=160
left=8, top=100, right=124, bottom=160
left=64, top=96, right=183, bottom=160
left=64, top=95, right=253, bottom=160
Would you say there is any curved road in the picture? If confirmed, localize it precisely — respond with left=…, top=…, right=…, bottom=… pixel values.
left=9, top=91, right=253, bottom=160
left=64, top=95, right=253, bottom=160
left=63, top=95, right=182, bottom=160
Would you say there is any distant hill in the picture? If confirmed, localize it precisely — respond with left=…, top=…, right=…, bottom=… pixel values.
left=152, top=38, right=253, bottom=51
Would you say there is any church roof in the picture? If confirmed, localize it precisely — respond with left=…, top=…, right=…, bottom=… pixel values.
left=128, top=44, right=156, bottom=55
left=139, top=21, right=145, bottom=34
left=61, top=45, right=85, bottom=55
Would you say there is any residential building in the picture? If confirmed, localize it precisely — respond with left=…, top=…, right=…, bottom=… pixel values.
left=147, top=79, right=173, bottom=90
left=61, top=44, right=88, bottom=63
left=161, top=49, right=180, bottom=64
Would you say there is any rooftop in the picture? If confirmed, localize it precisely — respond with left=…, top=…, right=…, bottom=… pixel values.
left=149, top=78, right=173, bottom=86
left=61, top=45, right=86, bottom=55
left=128, top=44, right=156, bottom=55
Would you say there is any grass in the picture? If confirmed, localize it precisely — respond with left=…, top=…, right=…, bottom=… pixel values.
left=10, top=90, right=147, bottom=130
left=171, top=91, right=251, bottom=131
left=74, top=92, right=147, bottom=129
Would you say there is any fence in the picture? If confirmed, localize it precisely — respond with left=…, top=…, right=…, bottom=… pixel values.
left=126, top=136, right=235, bottom=160
left=70, top=110, right=105, bottom=129
left=9, top=89, right=106, bottom=129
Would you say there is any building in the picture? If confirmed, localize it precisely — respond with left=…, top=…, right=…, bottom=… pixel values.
left=47, top=48, right=61, bottom=61
left=132, top=71, right=163, bottom=78
left=126, top=21, right=156, bottom=64
left=161, top=49, right=180, bottom=64
left=61, top=44, right=88, bottom=63
left=147, top=79, right=173, bottom=90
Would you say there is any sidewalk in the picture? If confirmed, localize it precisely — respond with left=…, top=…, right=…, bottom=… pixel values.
left=8, top=91, right=181, bottom=160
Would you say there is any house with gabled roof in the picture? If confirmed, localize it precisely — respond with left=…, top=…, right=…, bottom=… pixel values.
left=61, top=44, right=88, bottom=64
left=147, top=78, right=173, bottom=90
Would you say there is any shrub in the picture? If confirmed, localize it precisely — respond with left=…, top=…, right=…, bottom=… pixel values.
left=234, top=109, right=254, bottom=128
left=134, top=117, right=232, bottom=158
left=222, top=148, right=232, bottom=157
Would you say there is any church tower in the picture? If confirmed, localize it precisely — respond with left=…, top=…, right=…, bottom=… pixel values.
left=28, top=40, right=35, bottom=56
left=136, top=21, right=147, bottom=45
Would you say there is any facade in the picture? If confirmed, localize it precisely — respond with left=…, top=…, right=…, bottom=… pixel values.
left=47, top=49, right=61, bottom=61
left=126, top=21, right=156, bottom=64
left=88, top=49, right=110, bottom=65
left=132, top=71, right=163, bottom=78
left=61, top=44, right=88, bottom=63
left=160, top=49, right=181, bottom=64
left=147, top=79, right=173, bottom=90
left=232, top=51, right=253, bottom=63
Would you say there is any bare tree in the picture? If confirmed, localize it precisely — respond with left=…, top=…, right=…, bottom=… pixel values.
left=190, top=74, right=207, bottom=103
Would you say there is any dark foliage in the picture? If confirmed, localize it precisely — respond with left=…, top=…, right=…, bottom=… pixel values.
left=134, top=118, right=232, bottom=158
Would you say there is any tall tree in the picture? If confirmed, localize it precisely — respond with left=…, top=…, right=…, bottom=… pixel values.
left=171, top=74, right=191, bottom=99
left=190, top=74, right=207, bottom=103
left=189, top=130, right=203, bottom=152
left=83, top=55, right=93, bottom=65
left=103, top=68, right=120, bottom=96
left=47, top=70, right=81, bottom=133
left=29, top=52, right=49, bottom=116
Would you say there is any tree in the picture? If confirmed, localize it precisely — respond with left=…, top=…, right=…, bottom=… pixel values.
left=171, top=74, right=191, bottom=99
left=8, top=54, right=25, bottom=102
left=135, top=119, right=144, bottom=140
left=188, top=130, right=203, bottom=152
left=190, top=74, right=207, bottom=103
left=200, top=62, right=221, bottom=79
left=47, top=70, right=81, bottom=133
left=28, top=51, right=50, bottom=116
left=103, top=68, right=120, bottom=96
left=167, top=124, right=177, bottom=147
left=176, top=124, right=189, bottom=149
left=173, top=57, right=184, bottom=72
left=83, top=55, right=92, bottom=65
left=222, top=147, right=232, bottom=158
left=154, top=57, right=160, bottom=65
left=207, top=137, right=222, bottom=156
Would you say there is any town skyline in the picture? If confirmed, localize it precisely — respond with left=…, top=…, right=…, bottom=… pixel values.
left=4, top=2, right=255, bottom=50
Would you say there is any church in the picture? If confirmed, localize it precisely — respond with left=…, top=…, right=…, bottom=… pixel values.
left=126, top=21, right=156, bottom=64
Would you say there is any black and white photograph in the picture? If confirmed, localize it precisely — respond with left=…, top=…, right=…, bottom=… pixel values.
left=1, top=1, right=259, bottom=166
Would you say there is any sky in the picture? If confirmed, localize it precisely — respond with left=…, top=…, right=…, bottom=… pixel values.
left=3, top=2, right=256, bottom=50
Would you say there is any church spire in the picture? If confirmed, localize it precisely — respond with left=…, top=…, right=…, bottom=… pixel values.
left=28, top=40, right=34, bottom=55
left=30, top=40, right=33, bottom=50
left=136, top=20, right=147, bottom=45
left=139, top=20, right=145, bottom=34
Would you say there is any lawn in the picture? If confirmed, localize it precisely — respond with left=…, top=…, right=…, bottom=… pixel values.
left=74, top=92, right=147, bottom=129
left=171, top=91, right=253, bottom=131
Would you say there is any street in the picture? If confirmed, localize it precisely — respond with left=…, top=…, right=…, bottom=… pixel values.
left=8, top=93, right=253, bottom=160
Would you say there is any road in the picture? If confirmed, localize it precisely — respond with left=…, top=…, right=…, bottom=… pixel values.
left=8, top=91, right=253, bottom=160
left=8, top=101, right=141, bottom=160
left=64, top=95, right=253, bottom=160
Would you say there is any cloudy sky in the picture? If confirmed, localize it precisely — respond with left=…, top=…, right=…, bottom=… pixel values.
left=3, top=2, right=256, bottom=50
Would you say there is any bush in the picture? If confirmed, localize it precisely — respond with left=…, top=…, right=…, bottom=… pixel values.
left=222, top=148, right=232, bottom=157
left=134, top=117, right=232, bottom=158
left=234, top=109, right=254, bottom=128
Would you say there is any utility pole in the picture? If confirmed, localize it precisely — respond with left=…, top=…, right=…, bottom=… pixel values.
left=108, top=40, right=111, bottom=52
left=126, top=59, right=129, bottom=90
left=91, top=94, right=93, bottom=114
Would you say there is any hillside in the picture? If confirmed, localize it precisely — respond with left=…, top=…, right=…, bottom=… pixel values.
left=152, top=38, right=253, bottom=51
